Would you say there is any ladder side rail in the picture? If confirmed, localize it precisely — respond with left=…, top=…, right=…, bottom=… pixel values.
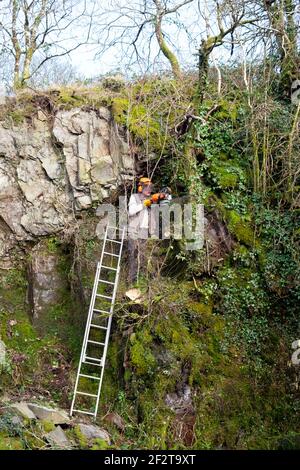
left=70, top=227, right=108, bottom=416
left=93, top=226, right=126, bottom=417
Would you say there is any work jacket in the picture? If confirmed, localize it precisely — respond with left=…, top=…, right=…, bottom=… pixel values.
left=128, top=193, right=155, bottom=239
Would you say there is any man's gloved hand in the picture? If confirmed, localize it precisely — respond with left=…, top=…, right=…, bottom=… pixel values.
left=143, top=199, right=152, bottom=207
left=151, top=193, right=165, bottom=203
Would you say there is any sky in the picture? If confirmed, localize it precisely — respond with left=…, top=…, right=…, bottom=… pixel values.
left=63, top=0, right=263, bottom=81
left=68, top=0, right=203, bottom=79
left=0, top=0, right=279, bottom=87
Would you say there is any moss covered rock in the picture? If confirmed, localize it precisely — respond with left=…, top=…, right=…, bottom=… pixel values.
left=111, top=97, right=163, bottom=151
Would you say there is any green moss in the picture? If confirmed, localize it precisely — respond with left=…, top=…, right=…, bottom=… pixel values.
left=136, top=390, right=173, bottom=449
left=207, top=196, right=257, bottom=248
left=211, top=163, right=238, bottom=189
left=41, top=420, right=55, bottom=433
left=130, top=330, right=156, bottom=376
left=105, top=338, right=122, bottom=390
left=218, top=172, right=238, bottom=189
left=0, top=267, right=70, bottom=398
left=46, top=236, right=61, bottom=254
left=6, top=100, right=35, bottom=125
left=57, top=89, right=86, bottom=109
left=22, top=427, right=46, bottom=450
left=214, top=99, right=238, bottom=122
left=188, top=301, right=212, bottom=316
left=226, top=210, right=256, bottom=246
left=0, top=268, right=37, bottom=355
left=209, top=159, right=247, bottom=190
left=7, top=110, right=26, bottom=124
left=91, top=438, right=110, bottom=450
left=111, top=97, right=163, bottom=151
left=73, top=425, right=89, bottom=449
left=0, top=434, right=24, bottom=450
left=72, top=427, right=110, bottom=450
left=111, top=97, right=129, bottom=123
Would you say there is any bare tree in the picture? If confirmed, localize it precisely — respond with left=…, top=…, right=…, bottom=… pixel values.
left=0, top=0, right=94, bottom=90
left=263, top=0, right=300, bottom=97
left=92, top=1, right=263, bottom=93
left=196, top=0, right=258, bottom=103
left=28, top=57, right=83, bottom=88
left=93, top=0, right=196, bottom=78
left=152, top=0, right=194, bottom=79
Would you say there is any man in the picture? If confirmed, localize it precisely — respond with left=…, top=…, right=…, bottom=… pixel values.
left=127, top=177, right=154, bottom=284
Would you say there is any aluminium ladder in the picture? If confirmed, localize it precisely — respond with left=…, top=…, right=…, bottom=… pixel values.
left=70, top=225, right=125, bottom=419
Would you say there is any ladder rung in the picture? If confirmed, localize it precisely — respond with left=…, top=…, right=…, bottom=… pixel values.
left=103, top=251, right=120, bottom=257
left=73, top=410, right=95, bottom=416
left=101, top=265, right=117, bottom=271
left=87, top=340, right=105, bottom=346
left=90, top=324, right=108, bottom=330
left=107, top=226, right=124, bottom=231
left=98, top=279, right=115, bottom=285
left=76, top=391, right=98, bottom=398
left=84, top=356, right=102, bottom=363
left=96, top=294, right=113, bottom=300
left=79, top=374, right=101, bottom=381
left=82, top=361, right=102, bottom=367
left=93, top=308, right=110, bottom=314
left=106, top=238, right=122, bottom=244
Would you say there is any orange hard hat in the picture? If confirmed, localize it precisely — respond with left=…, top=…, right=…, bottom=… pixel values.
left=139, top=177, right=152, bottom=185
left=138, top=177, right=152, bottom=192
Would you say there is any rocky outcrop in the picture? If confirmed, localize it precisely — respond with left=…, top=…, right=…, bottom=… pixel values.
left=10, top=402, right=36, bottom=419
left=6, top=401, right=110, bottom=449
left=77, top=423, right=111, bottom=444
left=0, top=106, right=135, bottom=268
left=26, top=403, right=70, bottom=424
left=52, top=108, right=134, bottom=208
left=45, top=426, right=72, bottom=449
left=27, top=240, right=68, bottom=324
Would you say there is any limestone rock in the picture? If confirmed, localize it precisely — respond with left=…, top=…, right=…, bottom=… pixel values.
left=165, top=385, right=193, bottom=414
left=10, top=402, right=36, bottom=420
left=27, top=240, right=68, bottom=325
left=0, top=128, right=16, bottom=159
left=38, top=145, right=62, bottom=180
left=46, top=426, right=71, bottom=449
left=0, top=163, right=29, bottom=239
left=91, top=155, right=114, bottom=185
left=75, top=195, right=92, bottom=210
left=77, top=423, right=110, bottom=444
left=27, top=404, right=70, bottom=424
left=52, top=108, right=133, bottom=210
left=125, top=288, right=145, bottom=304
left=0, top=105, right=135, bottom=266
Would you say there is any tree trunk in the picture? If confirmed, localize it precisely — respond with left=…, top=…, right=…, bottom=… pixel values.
left=154, top=13, right=182, bottom=80
left=12, top=0, right=22, bottom=90
left=266, top=0, right=299, bottom=98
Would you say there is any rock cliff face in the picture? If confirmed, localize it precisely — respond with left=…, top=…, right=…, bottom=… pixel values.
left=0, top=107, right=135, bottom=269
